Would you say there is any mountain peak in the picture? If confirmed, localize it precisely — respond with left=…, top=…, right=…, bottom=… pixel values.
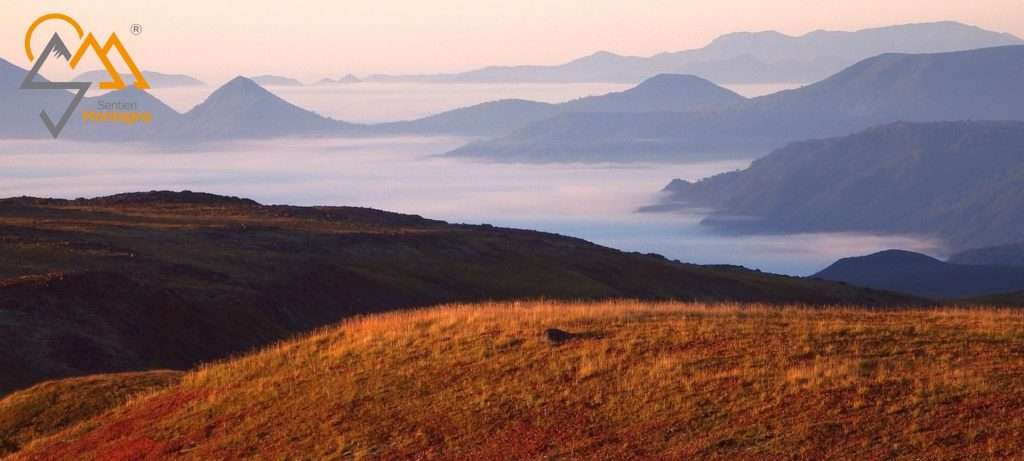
left=224, top=75, right=261, bottom=89
left=634, top=73, right=715, bottom=89
left=568, top=50, right=626, bottom=65
left=618, top=73, right=745, bottom=103
left=184, top=75, right=347, bottom=139
left=202, top=76, right=276, bottom=103
left=850, top=249, right=944, bottom=265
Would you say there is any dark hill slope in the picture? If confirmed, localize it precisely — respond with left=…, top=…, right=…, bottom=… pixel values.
left=0, top=191, right=917, bottom=395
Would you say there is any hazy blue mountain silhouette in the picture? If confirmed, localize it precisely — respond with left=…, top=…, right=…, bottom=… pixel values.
left=181, top=76, right=354, bottom=139
left=248, top=75, right=304, bottom=86
left=366, top=22, right=1021, bottom=84
left=7, top=45, right=1024, bottom=146
left=0, top=60, right=355, bottom=141
left=451, top=45, right=1024, bottom=161
left=814, top=250, right=1024, bottom=299
left=376, top=74, right=743, bottom=137
left=73, top=70, right=205, bottom=88
left=651, top=121, right=1024, bottom=251
left=560, top=74, right=744, bottom=112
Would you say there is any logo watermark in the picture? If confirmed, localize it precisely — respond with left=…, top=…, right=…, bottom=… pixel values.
left=19, top=14, right=153, bottom=138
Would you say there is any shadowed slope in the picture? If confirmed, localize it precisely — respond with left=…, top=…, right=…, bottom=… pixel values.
left=0, top=191, right=916, bottom=395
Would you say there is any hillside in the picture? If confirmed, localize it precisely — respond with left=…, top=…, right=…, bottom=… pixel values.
left=651, top=121, right=1024, bottom=250
left=9, top=301, right=1024, bottom=460
left=0, top=191, right=915, bottom=395
left=450, top=46, right=1024, bottom=161
left=813, top=250, right=1024, bottom=299
left=366, top=21, right=1021, bottom=84
left=0, top=371, right=181, bottom=457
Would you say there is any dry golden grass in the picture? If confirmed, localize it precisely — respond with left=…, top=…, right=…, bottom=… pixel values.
left=11, top=301, right=1024, bottom=460
left=0, top=371, right=182, bottom=457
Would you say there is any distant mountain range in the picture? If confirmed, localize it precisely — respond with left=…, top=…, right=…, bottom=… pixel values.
left=649, top=121, right=1024, bottom=251
left=73, top=70, right=205, bottom=88
left=814, top=250, right=1024, bottom=299
left=373, top=74, right=745, bottom=137
left=315, top=74, right=361, bottom=85
left=449, top=45, right=1024, bottom=161
left=0, top=69, right=357, bottom=141
left=365, top=22, right=1021, bottom=85
left=5, top=44, right=1024, bottom=154
left=4, top=58, right=743, bottom=140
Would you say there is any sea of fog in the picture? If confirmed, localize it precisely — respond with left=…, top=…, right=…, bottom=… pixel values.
left=149, top=82, right=804, bottom=123
left=0, top=135, right=940, bottom=276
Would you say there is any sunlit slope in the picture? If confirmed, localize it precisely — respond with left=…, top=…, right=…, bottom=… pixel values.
left=0, top=371, right=181, bottom=457
left=12, top=301, right=1024, bottom=460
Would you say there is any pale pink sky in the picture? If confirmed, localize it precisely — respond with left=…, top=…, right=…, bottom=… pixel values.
left=3, top=0, right=1022, bottom=83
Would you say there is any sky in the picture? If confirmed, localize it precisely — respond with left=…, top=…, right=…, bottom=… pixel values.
left=2, top=0, right=1023, bottom=84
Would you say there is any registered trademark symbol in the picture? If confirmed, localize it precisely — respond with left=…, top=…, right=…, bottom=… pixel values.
left=130, top=24, right=142, bottom=35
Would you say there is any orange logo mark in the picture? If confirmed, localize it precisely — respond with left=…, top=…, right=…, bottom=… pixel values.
left=24, top=13, right=150, bottom=90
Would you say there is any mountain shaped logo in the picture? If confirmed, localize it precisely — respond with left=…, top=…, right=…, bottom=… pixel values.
left=47, top=33, right=72, bottom=61
left=21, top=33, right=90, bottom=138
left=19, top=13, right=150, bottom=138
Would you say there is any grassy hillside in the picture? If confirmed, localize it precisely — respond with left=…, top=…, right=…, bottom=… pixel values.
left=0, top=191, right=916, bottom=395
left=11, top=301, right=1024, bottom=460
left=0, top=371, right=181, bottom=457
